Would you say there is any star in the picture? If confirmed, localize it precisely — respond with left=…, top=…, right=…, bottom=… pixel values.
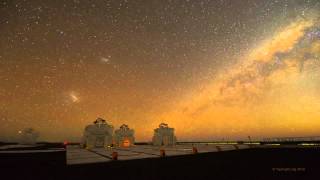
left=69, top=92, right=79, bottom=103
left=100, top=56, right=111, bottom=63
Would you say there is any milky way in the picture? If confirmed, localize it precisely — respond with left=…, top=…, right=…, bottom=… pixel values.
left=159, top=15, right=320, bottom=141
left=0, top=0, right=319, bottom=141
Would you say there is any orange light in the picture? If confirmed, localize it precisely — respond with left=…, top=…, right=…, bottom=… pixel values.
left=160, top=149, right=166, bottom=157
left=112, top=152, right=118, bottom=160
left=122, top=138, right=131, bottom=147
left=192, top=147, right=198, bottom=154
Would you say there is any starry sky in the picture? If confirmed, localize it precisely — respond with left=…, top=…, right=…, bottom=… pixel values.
left=0, top=0, right=320, bottom=142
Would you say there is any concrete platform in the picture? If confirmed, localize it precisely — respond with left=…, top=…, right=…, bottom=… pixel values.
left=67, top=144, right=250, bottom=165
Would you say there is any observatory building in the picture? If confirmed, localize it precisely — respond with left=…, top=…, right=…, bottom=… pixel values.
left=18, top=128, right=39, bottom=145
left=81, top=118, right=114, bottom=149
left=152, top=123, right=177, bottom=146
left=113, top=124, right=135, bottom=147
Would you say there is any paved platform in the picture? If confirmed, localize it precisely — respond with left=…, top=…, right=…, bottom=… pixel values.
left=67, top=144, right=250, bottom=165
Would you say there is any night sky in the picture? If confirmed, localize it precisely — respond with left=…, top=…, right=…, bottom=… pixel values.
left=1, top=0, right=319, bottom=142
